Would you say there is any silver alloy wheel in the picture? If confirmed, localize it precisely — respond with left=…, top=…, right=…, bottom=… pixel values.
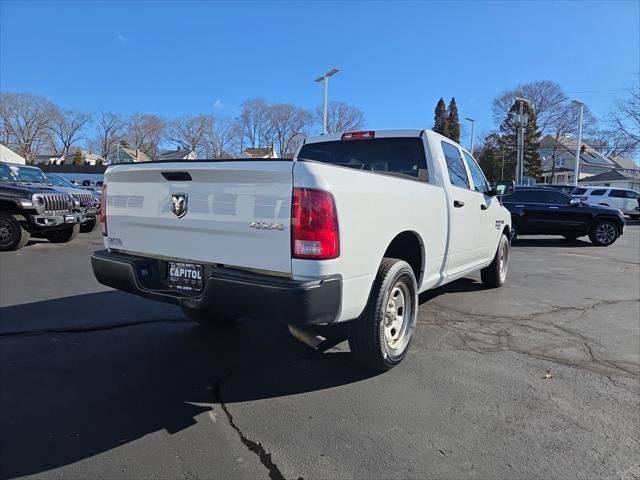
left=384, top=283, right=412, bottom=349
left=498, top=239, right=509, bottom=283
left=595, top=223, right=616, bottom=245
left=0, top=218, right=13, bottom=244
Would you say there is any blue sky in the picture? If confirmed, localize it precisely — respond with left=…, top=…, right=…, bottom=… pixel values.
left=1, top=0, right=638, bottom=144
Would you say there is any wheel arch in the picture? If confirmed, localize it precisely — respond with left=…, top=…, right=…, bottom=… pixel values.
left=381, top=230, right=425, bottom=287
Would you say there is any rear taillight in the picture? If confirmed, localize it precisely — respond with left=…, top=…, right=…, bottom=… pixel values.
left=580, top=196, right=588, bottom=202
left=292, top=188, right=339, bottom=260
left=100, top=184, right=107, bottom=236
left=341, top=130, right=375, bottom=140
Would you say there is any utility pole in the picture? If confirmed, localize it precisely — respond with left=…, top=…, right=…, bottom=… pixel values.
left=572, top=100, right=584, bottom=187
left=514, top=97, right=531, bottom=185
left=315, top=68, right=339, bottom=135
left=465, top=117, right=475, bottom=154
left=501, top=144, right=505, bottom=180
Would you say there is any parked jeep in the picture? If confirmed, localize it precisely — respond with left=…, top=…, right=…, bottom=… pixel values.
left=47, top=173, right=100, bottom=232
left=0, top=162, right=85, bottom=251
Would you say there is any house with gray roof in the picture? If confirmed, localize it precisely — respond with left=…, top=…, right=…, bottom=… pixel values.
left=156, top=148, right=196, bottom=161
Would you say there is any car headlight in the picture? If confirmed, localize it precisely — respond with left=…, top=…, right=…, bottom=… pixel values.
left=32, top=195, right=45, bottom=207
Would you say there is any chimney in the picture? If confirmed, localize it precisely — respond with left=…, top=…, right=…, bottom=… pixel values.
left=136, top=149, right=139, bottom=158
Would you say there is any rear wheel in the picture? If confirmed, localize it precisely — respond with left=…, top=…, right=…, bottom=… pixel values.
left=348, top=258, right=417, bottom=371
left=481, top=234, right=510, bottom=288
left=181, top=306, right=238, bottom=327
left=510, top=220, right=519, bottom=241
left=589, top=219, right=619, bottom=247
left=45, top=224, right=80, bottom=243
left=0, top=213, right=30, bottom=251
left=80, top=218, right=97, bottom=233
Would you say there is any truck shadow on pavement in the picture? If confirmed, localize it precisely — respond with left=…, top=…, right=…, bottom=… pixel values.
left=0, top=291, right=376, bottom=479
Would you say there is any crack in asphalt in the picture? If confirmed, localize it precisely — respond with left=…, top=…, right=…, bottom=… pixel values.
left=421, top=298, right=640, bottom=379
left=209, top=337, right=342, bottom=480
left=0, top=318, right=185, bottom=337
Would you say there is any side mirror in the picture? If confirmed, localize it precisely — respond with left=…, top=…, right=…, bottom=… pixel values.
left=569, top=198, right=581, bottom=207
left=488, top=180, right=515, bottom=197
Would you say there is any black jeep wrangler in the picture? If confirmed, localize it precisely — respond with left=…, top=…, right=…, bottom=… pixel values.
left=0, top=163, right=85, bottom=251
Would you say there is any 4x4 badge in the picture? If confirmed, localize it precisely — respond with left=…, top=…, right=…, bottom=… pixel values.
left=171, top=193, right=188, bottom=218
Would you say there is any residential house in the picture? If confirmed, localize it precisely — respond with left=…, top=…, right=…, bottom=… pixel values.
left=156, top=148, right=197, bottom=161
left=0, top=144, right=26, bottom=164
left=578, top=169, right=640, bottom=191
left=538, top=135, right=616, bottom=184
left=108, top=147, right=151, bottom=164
left=64, top=150, right=105, bottom=166
left=609, top=156, right=640, bottom=179
left=244, top=146, right=277, bottom=158
left=33, top=153, right=65, bottom=165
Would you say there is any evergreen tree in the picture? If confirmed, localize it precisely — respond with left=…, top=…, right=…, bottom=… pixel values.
left=499, top=101, right=542, bottom=181
left=447, top=97, right=460, bottom=143
left=433, top=98, right=449, bottom=137
left=73, top=151, right=83, bottom=166
left=476, top=133, right=505, bottom=183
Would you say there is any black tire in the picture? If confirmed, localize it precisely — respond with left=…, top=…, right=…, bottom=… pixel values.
left=45, top=224, right=80, bottom=243
left=481, top=234, right=510, bottom=289
left=588, top=219, right=619, bottom=247
left=80, top=218, right=97, bottom=233
left=510, top=220, right=519, bottom=242
left=563, top=234, right=579, bottom=241
left=181, top=306, right=238, bottom=327
left=0, top=213, right=30, bottom=251
left=348, top=258, right=418, bottom=371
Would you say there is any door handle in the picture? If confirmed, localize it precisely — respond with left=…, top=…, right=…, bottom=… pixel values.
left=454, top=200, right=465, bottom=208
left=480, top=203, right=489, bottom=210
left=515, top=205, right=525, bottom=208
left=549, top=206, right=559, bottom=209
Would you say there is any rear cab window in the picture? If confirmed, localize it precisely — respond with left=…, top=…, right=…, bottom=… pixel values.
left=297, top=137, right=428, bottom=181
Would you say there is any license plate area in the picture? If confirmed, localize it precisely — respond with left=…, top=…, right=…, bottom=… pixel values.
left=168, top=262, right=203, bottom=292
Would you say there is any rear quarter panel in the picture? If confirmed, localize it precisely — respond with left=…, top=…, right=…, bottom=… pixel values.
left=292, top=160, right=447, bottom=321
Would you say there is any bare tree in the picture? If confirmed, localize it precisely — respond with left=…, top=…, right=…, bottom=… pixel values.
left=492, top=81, right=567, bottom=133
left=584, top=128, right=638, bottom=159
left=125, top=113, right=166, bottom=159
left=611, top=76, right=640, bottom=148
left=0, top=92, right=58, bottom=162
left=49, top=110, right=91, bottom=157
left=269, top=103, right=313, bottom=157
left=237, top=98, right=271, bottom=150
left=316, top=101, right=365, bottom=134
left=167, top=114, right=212, bottom=156
left=546, top=103, right=596, bottom=179
left=206, top=117, right=239, bottom=158
left=93, top=111, right=125, bottom=159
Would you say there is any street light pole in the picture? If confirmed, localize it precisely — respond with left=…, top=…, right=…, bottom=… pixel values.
left=514, top=97, right=531, bottom=185
left=315, top=68, right=339, bottom=135
left=464, top=117, right=475, bottom=154
left=572, top=100, right=584, bottom=187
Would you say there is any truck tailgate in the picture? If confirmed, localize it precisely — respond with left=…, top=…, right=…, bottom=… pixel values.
left=104, top=161, right=293, bottom=274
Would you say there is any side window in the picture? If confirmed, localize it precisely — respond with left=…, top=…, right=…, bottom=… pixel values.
left=590, top=189, right=606, bottom=196
left=441, top=142, right=469, bottom=189
left=543, top=190, right=571, bottom=204
left=462, top=152, right=489, bottom=193
left=573, top=188, right=587, bottom=195
left=503, top=190, right=540, bottom=203
left=609, top=190, right=628, bottom=198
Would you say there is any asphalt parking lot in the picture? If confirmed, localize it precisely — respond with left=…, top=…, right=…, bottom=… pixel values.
left=1, top=226, right=639, bottom=480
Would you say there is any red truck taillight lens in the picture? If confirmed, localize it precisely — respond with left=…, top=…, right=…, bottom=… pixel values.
left=100, top=185, right=107, bottom=236
left=292, top=188, right=339, bottom=260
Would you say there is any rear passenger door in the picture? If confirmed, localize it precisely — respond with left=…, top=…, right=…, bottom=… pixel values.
left=440, top=141, right=488, bottom=275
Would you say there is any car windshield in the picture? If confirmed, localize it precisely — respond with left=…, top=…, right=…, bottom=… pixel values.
left=0, top=164, right=19, bottom=182
left=48, top=174, right=74, bottom=188
left=12, top=165, right=50, bottom=184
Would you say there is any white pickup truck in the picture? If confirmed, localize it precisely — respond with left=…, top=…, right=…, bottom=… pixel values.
left=92, top=129, right=514, bottom=371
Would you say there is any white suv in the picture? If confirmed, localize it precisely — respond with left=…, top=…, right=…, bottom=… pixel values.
left=573, top=187, right=640, bottom=219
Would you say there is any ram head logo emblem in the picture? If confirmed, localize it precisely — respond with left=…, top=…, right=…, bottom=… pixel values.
left=171, top=193, right=188, bottom=218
